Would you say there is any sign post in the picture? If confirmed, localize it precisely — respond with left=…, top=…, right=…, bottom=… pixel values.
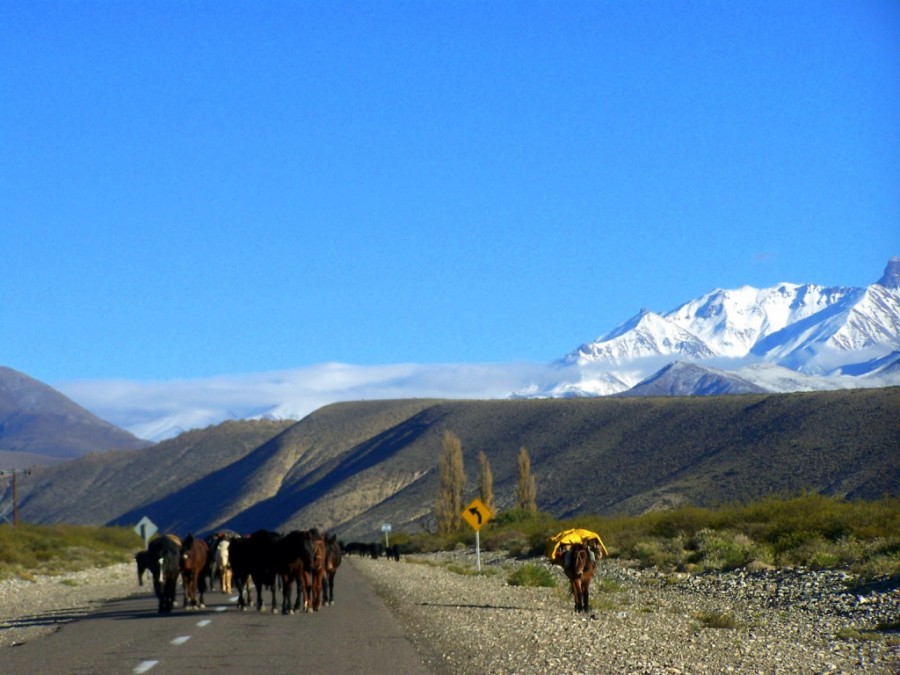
left=0, top=469, right=31, bottom=526
left=381, top=523, right=392, bottom=550
left=134, top=516, right=158, bottom=549
left=461, top=497, right=494, bottom=572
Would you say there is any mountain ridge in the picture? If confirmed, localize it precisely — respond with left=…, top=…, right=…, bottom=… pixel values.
left=0, top=366, right=151, bottom=462
left=540, top=258, right=900, bottom=399
left=7, top=390, right=898, bottom=539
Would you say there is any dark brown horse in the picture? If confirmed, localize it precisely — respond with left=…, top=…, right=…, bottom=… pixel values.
left=322, top=533, right=342, bottom=606
left=561, top=544, right=595, bottom=613
left=180, top=534, right=209, bottom=609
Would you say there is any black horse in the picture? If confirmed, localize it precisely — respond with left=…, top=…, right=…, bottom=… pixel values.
left=147, top=536, right=181, bottom=613
left=135, top=550, right=150, bottom=586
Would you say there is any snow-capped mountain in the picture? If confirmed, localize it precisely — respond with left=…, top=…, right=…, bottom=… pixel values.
left=535, top=258, right=900, bottom=398
left=567, top=308, right=717, bottom=363
left=615, top=361, right=769, bottom=397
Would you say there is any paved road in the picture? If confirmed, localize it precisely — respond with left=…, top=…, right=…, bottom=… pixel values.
left=2, top=559, right=436, bottom=674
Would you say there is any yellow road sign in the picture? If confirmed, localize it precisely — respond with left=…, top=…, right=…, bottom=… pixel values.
left=461, top=497, right=494, bottom=531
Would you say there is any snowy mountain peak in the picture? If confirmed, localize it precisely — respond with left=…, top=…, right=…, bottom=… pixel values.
left=548, top=258, right=900, bottom=398
left=566, top=309, right=715, bottom=365
left=877, top=257, right=900, bottom=289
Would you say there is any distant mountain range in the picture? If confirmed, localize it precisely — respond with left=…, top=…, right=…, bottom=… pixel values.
left=0, top=259, right=897, bottom=453
left=520, top=257, right=900, bottom=399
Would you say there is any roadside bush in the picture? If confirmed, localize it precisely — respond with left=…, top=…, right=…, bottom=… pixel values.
left=507, top=563, right=557, bottom=588
left=692, top=530, right=769, bottom=571
left=481, top=528, right=530, bottom=555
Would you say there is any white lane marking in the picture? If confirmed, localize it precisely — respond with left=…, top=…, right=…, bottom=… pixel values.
left=217, top=605, right=228, bottom=612
left=197, top=619, right=212, bottom=627
left=134, top=661, right=158, bottom=674
left=171, top=635, right=191, bottom=645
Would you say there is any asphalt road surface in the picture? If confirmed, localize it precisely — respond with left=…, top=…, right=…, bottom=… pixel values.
left=2, top=559, right=436, bottom=674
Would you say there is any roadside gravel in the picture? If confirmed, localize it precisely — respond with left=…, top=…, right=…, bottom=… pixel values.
left=0, top=563, right=138, bottom=648
left=1, top=554, right=898, bottom=674
left=351, top=550, right=900, bottom=675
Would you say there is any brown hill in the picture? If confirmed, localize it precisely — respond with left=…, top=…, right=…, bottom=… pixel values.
left=7, top=389, right=899, bottom=539
left=12, top=419, right=294, bottom=526
left=0, top=366, right=150, bottom=462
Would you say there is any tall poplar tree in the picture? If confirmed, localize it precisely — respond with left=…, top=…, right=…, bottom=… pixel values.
left=478, top=450, right=494, bottom=512
left=516, top=446, right=537, bottom=513
left=436, top=430, right=466, bottom=534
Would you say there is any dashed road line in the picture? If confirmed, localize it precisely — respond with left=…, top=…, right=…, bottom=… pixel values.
left=171, top=635, right=191, bottom=645
left=197, top=619, right=212, bottom=627
left=134, top=660, right=158, bottom=673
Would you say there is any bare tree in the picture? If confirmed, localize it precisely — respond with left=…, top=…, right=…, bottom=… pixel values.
left=517, top=446, right=537, bottom=512
left=435, top=430, right=466, bottom=534
left=478, top=450, right=494, bottom=512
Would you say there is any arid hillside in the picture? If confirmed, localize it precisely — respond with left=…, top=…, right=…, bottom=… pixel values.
left=8, top=389, right=898, bottom=539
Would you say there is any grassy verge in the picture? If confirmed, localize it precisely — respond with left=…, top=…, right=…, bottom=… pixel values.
left=0, top=523, right=142, bottom=581
left=400, top=494, right=900, bottom=579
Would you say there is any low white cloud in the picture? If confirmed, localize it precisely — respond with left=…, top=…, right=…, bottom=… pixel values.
left=56, top=362, right=557, bottom=442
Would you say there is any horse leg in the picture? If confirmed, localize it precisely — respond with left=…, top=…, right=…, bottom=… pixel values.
left=254, top=578, right=264, bottom=612
left=281, top=575, right=291, bottom=615
left=301, top=571, right=311, bottom=612
left=313, top=572, right=323, bottom=611
left=572, top=578, right=585, bottom=612
left=198, top=574, right=207, bottom=608
left=325, top=572, right=334, bottom=605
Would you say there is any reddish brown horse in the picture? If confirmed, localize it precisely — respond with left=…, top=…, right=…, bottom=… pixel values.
left=180, top=534, right=209, bottom=609
left=303, top=531, right=326, bottom=612
left=561, top=544, right=595, bottom=613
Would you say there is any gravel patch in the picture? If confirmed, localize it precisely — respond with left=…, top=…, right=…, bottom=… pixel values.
left=351, top=550, right=900, bottom=674
left=0, top=563, right=138, bottom=648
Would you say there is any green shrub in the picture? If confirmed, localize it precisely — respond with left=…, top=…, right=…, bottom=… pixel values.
left=481, top=529, right=530, bottom=555
left=632, top=539, right=670, bottom=569
left=693, top=530, right=769, bottom=571
left=507, top=563, right=558, bottom=588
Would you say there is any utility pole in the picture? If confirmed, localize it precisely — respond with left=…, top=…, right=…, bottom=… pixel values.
left=1, top=469, right=31, bottom=526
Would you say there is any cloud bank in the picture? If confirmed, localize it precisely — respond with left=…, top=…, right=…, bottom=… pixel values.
left=56, top=362, right=559, bottom=442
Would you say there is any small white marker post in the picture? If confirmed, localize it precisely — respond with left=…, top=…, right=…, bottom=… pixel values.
left=475, top=529, right=481, bottom=573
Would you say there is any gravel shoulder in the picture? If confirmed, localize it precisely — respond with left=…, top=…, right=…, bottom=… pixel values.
left=351, top=550, right=900, bottom=675
left=0, top=563, right=139, bottom=648
left=1, top=554, right=898, bottom=674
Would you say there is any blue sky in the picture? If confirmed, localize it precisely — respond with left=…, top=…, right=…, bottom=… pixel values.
left=2, top=1, right=898, bottom=392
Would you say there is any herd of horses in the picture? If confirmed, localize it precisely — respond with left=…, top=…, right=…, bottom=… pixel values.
left=136, top=528, right=599, bottom=616
left=135, top=529, right=343, bottom=615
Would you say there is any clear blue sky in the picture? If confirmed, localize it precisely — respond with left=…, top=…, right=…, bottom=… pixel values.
left=2, top=1, right=898, bottom=385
